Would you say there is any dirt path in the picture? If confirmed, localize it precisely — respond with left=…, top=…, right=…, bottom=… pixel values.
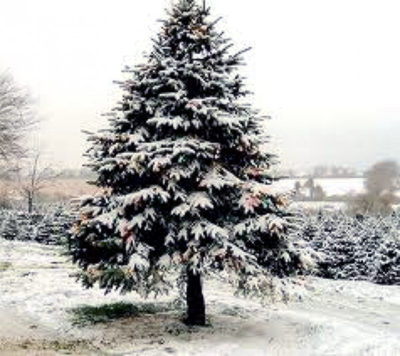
left=1, top=239, right=400, bottom=355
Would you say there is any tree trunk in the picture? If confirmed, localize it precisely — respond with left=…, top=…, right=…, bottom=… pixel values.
left=186, top=267, right=206, bottom=326
left=28, top=193, right=33, bottom=214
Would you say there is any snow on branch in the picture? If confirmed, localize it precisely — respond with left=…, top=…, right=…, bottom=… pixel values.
left=199, top=167, right=242, bottom=189
left=122, top=186, right=171, bottom=210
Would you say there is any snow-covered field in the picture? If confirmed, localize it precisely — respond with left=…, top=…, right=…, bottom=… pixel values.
left=273, top=178, right=365, bottom=197
left=1, top=238, right=400, bottom=355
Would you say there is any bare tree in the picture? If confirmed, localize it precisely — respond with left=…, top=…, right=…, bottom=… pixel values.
left=0, top=70, right=36, bottom=162
left=348, top=160, right=400, bottom=215
left=17, top=153, right=59, bottom=213
left=365, top=160, right=399, bottom=195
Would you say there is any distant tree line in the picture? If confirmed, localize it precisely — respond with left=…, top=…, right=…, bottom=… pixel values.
left=280, top=165, right=360, bottom=179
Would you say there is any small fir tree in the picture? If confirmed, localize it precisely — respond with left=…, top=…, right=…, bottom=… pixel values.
left=1, top=211, right=19, bottom=240
left=69, top=0, right=305, bottom=325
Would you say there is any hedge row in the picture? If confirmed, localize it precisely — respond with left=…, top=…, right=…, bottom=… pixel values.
left=293, top=210, right=400, bottom=285
left=0, top=207, right=76, bottom=245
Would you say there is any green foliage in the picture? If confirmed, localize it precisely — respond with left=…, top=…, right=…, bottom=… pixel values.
left=71, top=301, right=177, bottom=326
left=0, top=261, right=12, bottom=271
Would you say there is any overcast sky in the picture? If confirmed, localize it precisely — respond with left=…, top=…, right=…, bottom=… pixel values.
left=1, top=0, right=400, bottom=170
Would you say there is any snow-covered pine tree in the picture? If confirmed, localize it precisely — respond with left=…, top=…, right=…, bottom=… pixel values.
left=69, top=0, right=306, bottom=326
left=1, top=210, right=23, bottom=240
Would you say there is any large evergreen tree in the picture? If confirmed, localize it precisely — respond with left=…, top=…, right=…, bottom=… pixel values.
left=69, top=0, right=306, bottom=325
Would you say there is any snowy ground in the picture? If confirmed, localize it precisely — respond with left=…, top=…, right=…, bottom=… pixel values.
left=273, top=178, right=366, bottom=197
left=1, top=238, right=400, bottom=355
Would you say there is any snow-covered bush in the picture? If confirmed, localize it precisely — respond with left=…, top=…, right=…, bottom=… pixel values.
left=0, top=207, right=75, bottom=245
left=292, top=210, right=400, bottom=285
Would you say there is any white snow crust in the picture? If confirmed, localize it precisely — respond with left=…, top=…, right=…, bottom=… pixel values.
left=1, top=238, right=400, bottom=355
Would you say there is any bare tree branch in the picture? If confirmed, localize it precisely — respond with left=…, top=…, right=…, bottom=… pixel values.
left=0, top=70, right=37, bottom=162
left=16, top=153, right=61, bottom=213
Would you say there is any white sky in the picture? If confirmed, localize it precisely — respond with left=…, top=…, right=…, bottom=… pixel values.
left=1, top=0, right=400, bottom=170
